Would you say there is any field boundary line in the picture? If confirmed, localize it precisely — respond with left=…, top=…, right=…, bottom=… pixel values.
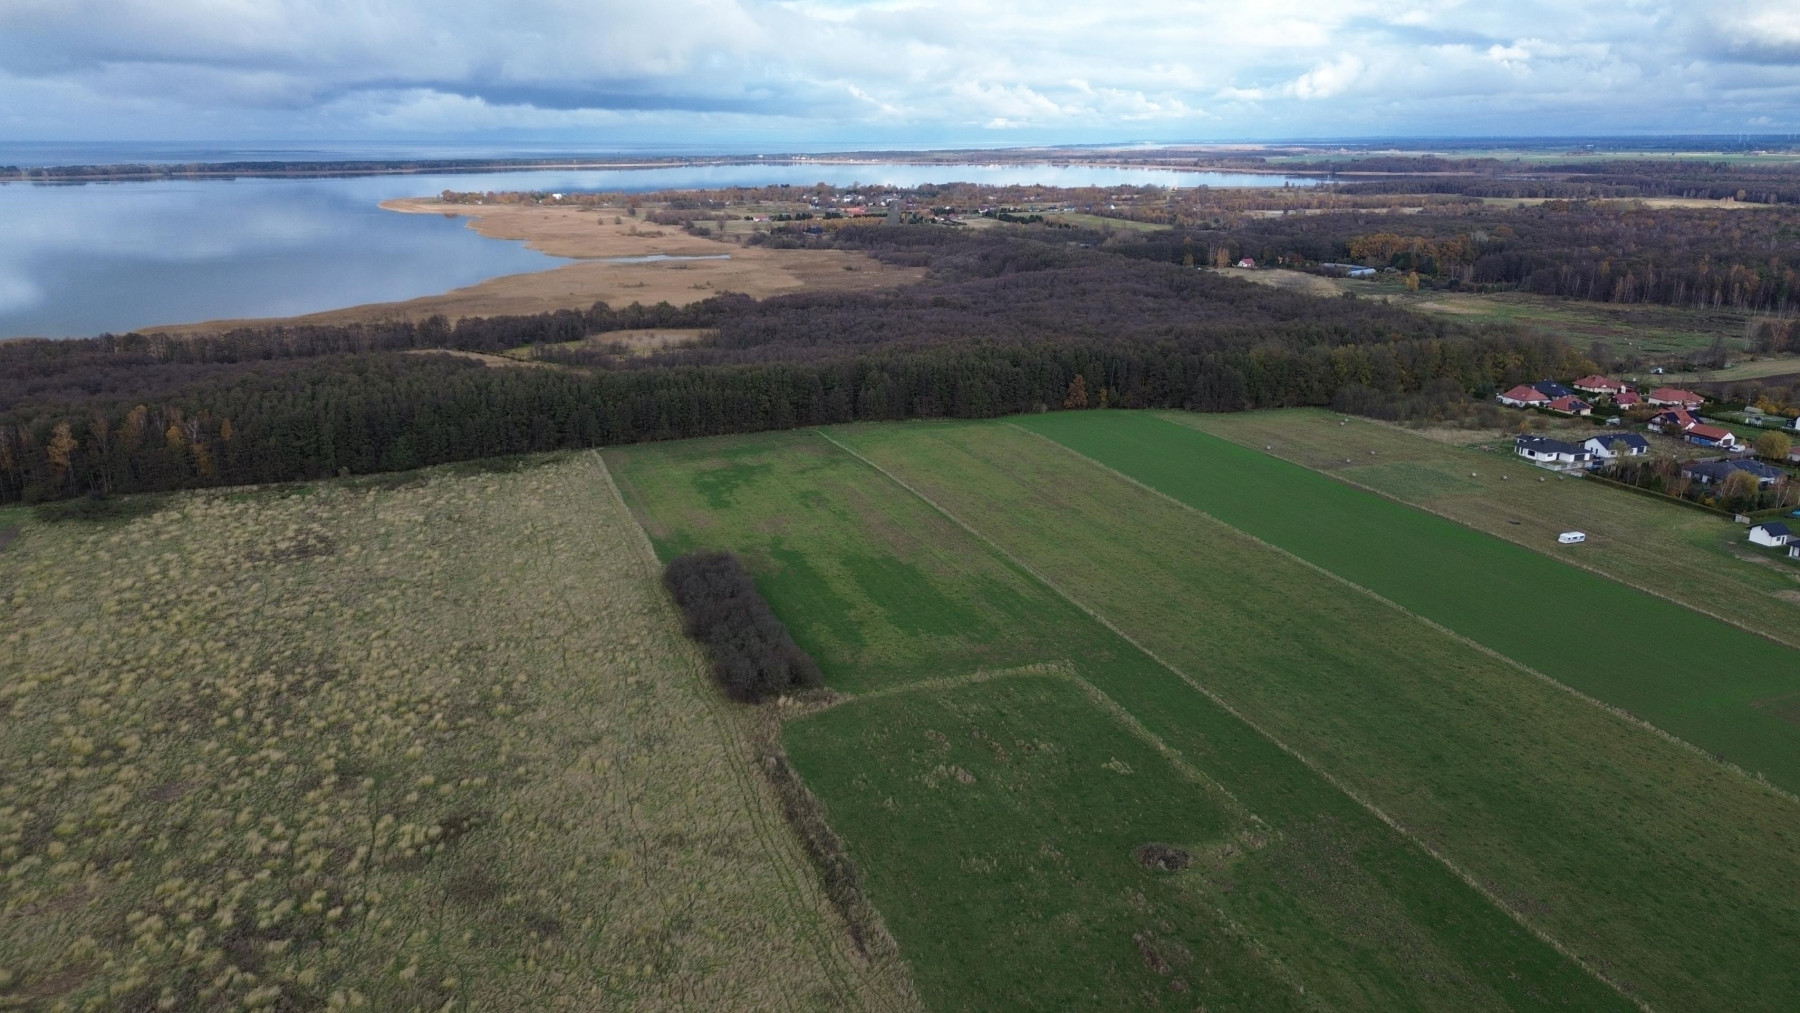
left=1158, top=409, right=1800, bottom=654
left=823, top=660, right=1261, bottom=822
left=1117, top=417, right=1800, bottom=808
left=821, top=426, right=1654, bottom=1012
left=592, top=451, right=919, bottom=1012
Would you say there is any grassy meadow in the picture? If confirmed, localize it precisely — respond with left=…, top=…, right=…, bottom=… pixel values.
left=1014, top=410, right=1800, bottom=794
left=0, top=455, right=913, bottom=1011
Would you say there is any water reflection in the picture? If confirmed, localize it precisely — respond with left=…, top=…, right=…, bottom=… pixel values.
left=0, top=163, right=1318, bottom=338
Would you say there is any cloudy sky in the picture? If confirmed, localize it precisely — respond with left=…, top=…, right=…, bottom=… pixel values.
left=1, top=0, right=1797, bottom=147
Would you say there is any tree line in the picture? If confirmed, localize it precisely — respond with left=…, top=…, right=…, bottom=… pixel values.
left=663, top=552, right=822, bottom=702
left=1, top=230, right=1592, bottom=504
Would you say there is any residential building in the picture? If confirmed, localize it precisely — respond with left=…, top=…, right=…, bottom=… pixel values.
left=1749, top=522, right=1792, bottom=547
left=1681, top=459, right=1783, bottom=486
left=1532, top=380, right=1577, bottom=399
left=1647, top=409, right=1698, bottom=433
left=1573, top=375, right=1625, bottom=395
left=1684, top=424, right=1741, bottom=450
left=1498, top=384, right=1551, bottom=408
left=1615, top=390, right=1643, bottom=408
left=1545, top=395, right=1592, bottom=416
left=1648, top=387, right=1705, bottom=408
left=1583, top=434, right=1650, bottom=459
left=1515, top=435, right=1594, bottom=472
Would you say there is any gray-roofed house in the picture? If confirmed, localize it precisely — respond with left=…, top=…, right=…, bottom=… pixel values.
left=1514, top=435, right=1593, bottom=473
left=1681, top=459, right=1785, bottom=487
left=1583, top=434, right=1650, bottom=459
left=1749, top=522, right=1792, bottom=548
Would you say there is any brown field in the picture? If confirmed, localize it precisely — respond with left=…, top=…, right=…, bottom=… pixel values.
left=144, top=200, right=923, bottom=335
left=0, top=455, right=918, bottom=1011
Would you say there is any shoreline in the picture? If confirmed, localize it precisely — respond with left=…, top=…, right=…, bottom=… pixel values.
left=139, top=198, right=923, bottom=335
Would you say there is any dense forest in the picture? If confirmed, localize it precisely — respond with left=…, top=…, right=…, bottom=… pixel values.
left=1116, top=203, right=1800, bottom=312
left=0, top=226, right=1593, bottom=505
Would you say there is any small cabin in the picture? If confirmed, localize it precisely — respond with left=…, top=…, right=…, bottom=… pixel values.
left=1749, top=522, right=1792, bottom=548
left=1558, top=531, right=1587, bottom=544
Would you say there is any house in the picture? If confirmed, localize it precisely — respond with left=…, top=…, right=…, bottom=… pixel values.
left=1749, top=522, right=1792, bottom=548
left=1236, top=257, right=1256, bottom=268
left=1790, top=543, right=1800, bottom=560
left=1498, top=384, right=1551, bottom=408
left=1648, top=387, right=1705, bottom=408
left=1647, top=409, right=1698, bottom=433
left=1789, top=446, right=1800, bottom=465
left=1573, top=375, right=1625, bottom=395
left=1532, top=380, right=1577, bottom=399
left=1514, top=435, right=1594, bottom=472
left=1684, top=424, right=1741, bottom=450
left=1614, top=390, right=1643, bottom=408
left=1681, top=459, right=1783, bottom=487
left=1583, top=434, right=1650, bottom=459
left=1545, top=395, right=1592, bottom=416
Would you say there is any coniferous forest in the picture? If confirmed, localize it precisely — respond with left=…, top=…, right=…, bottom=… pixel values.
left=0, top=225, right=1594, bottom=504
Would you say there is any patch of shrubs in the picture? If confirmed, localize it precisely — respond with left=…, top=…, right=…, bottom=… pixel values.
left=663, top=551, right=822, bottom=702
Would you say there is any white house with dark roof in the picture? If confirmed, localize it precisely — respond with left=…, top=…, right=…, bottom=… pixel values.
left=1514, top=435, right=1593, bottom=473
left=1749, top=522, right=1792, bottom=548
left=1583, top=434, right=1650, bottom=459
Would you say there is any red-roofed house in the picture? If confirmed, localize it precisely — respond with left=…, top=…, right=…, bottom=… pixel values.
left=1546, top=395, right=1592, bottom=416
left=1573, top=375, right=1624, bottom=395
left=1684, top=424, right=1740, bottom=450
left=1647, top=409, right=1698, bottom=433
left=1648, top=387, right=1705, bottom=408
left=1498, top=384, right=1551, bottom=408
left=1615, top=390, right=1643, bottom=408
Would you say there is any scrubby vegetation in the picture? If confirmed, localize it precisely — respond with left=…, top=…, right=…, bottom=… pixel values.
left=0, top=456, right=907, bottom=1010
left=664, top=551, right=821, bottom=702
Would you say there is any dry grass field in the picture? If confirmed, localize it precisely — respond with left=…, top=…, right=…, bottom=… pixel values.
left=0, top=455, right=916, bottom=1011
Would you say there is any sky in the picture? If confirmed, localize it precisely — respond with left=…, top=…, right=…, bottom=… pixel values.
left=1, top=0, right=1798, bottom=148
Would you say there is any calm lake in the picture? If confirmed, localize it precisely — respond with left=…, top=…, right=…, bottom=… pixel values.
left=0, top=163, right=1319, bottom=338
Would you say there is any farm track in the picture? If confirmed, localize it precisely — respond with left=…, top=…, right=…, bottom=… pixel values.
left=1013, top=423, right=1800, bottom=811
left=815, top=428, right=1654, bottom=1012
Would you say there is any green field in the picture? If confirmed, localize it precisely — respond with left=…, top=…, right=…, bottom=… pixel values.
left=1184, top=411, right=1800, bottom=642
left=611, top=419, right=1800, bottom=1011
left=608, top=431, right=1633, bottom=1011
left=1015, top=410, right=1800, bottom=794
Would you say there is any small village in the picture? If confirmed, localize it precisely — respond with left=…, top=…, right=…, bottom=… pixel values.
left=1499, top=375, right=1800, bottom=559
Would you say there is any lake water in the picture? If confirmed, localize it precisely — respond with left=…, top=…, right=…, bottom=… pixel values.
left=0, top=162, right=1319, bottom=338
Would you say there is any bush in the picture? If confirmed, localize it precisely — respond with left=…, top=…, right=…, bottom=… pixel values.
left=663, top=552, right=822, bottom=702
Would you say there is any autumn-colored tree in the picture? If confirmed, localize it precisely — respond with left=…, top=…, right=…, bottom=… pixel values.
left=46, top=422, right=77, bottom=491
left=1721, top=469, right=1761, bottom=504
left=1404, top=271, right=1421, bottom=292
left=1753, top=430, right=1792, bottom=462
left=1064, top=374, right=1089, bottom=409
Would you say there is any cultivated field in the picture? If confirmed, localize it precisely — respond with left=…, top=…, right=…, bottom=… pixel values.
left=611, top=421, right=1800, bottom=1010
left=0, top=455, right=914, bottom=1010
left=1182, top=409, right=1800, bottom=642
left=1020, top=410, right=1800, bottom=793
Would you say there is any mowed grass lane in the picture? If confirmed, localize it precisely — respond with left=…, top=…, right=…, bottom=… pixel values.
left=1186, top=408, right=1800, bottom=651
left=841, top=420, right=1800, bottom=1010
left=1019, top=410, right=1800, bottom=794
left=609, top=432, right=1628, bottom=1012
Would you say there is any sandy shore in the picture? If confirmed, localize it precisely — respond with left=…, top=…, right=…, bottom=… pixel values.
left=144, top=199, right=922, bottom=334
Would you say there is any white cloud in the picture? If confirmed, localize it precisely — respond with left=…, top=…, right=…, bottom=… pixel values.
left=1289, top=55, right=1365, bottom=100
left=0, top=1, right=1793, bottom=141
